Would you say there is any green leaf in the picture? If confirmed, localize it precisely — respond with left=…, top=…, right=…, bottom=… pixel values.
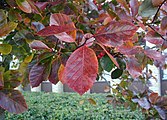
left=0, top=44, right=12, bottom=55
left=100, top=55, right=114, bottom=72
left=111, top=69, right=123, bottom=79
left=0, top=9, right=7, bottom=27
left=0, top=22, right=18, bottom=37
left=0, top=67, right=5, bottom=90
left=138, top=0, right=158, bottom=17
left=3, top=70, right=23, bottom=89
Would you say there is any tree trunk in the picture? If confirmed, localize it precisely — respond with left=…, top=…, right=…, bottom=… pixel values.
left=0, top=107, right=5, bottom=120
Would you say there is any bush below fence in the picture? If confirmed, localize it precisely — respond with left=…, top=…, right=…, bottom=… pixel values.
left=5, top=92, right=145, bottom=120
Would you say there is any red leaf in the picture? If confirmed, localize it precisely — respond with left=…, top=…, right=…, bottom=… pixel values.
left=149, top=93, right=159, bottom=104
left=95, top=20, right=138, bottom=47
left=37, top=25, right=76, bottom=38
left=50, top=13, right=76, bottom=42
left=130, top=0, right=139, bottom=17
left=117, top=44, right=143, bottom=55
left=16, top=0, right=32, bottom=13
left=79, top=33, right=95, bottom=47
left=152, top=0, right=164, bottom=7
left=145, top=30, right=164, bottom=45
left=144, top=49, right=165, bottom=65
left=62, top=46, right=98, bottom=95
left=96, top=42, right=119, bottom=68
left=29, top=62, right=51, bottom=87
left=0, top=90, right=27, bottom=114
left=29, top=40, right=52, bottom=51
left=126, top=57, right=142, bottom=78
left=48, top=59, right=60, bottom=85
left=161, top=16, right=167, bottom=31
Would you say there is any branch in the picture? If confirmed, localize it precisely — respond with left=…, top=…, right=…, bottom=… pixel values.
left=152, top=0, right=166, bottom=24
left=147, top=24, right=166, bottom=41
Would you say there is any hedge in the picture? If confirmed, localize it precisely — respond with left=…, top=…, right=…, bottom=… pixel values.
left=6, top=92, right=145, bottom=120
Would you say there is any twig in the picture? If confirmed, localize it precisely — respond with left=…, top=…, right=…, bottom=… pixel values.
left=152, top=0, right=166, bottom=24
left=147, top=24, right=166, bottom=41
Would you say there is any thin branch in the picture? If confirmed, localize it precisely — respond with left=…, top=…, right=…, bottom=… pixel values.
left=147, top=24, right=166, bottom=41
left=152, top=0, right=166, bottom=24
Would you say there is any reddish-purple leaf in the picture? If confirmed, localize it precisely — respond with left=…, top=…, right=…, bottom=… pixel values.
left=161, top=16, right=167, bottom=31
left=144, top=49, right=165, bottom=65
left=117, top=44, right=143, bottom=55
left=48, top=59, right=60, bottom=85
left=126, top=57, right=142, bottom=78
left=95, top=20, right=138, bottom=47
left=37, top=25, right=76, bottom=39
left=79, top=33, right=94, bottom=47
left=145, top=30, right=164, bottom=45
left=35, top=2, right=48, bottom=11
left=62, top=46, right=98, bottom=95
left=152, top=0, right=164, bottom=7
left=29, top=62, right=51, bottom=87
left=16, top=0, right=32, bottom=13
left=29, top=40, right=52, bottom=51
left=50, top=13, right=76, bottom=42
left=130, top=0, right=139, bottom=16
left=0, top=90, right=27, bottom=114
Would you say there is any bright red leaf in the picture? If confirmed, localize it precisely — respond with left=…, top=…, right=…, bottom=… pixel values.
left=0, top=90, right=27, bottom=114
left=95, top=20, right=138, bottom=47
left=29, top=40, right=52, bottom=51
left=126, top=57, right=142, bottom=78
left=62, top=46, right=98, bottom=95
left=29, top=62, right=51, bottom=87
left=58, top=64, right=65, bottom=84
left=50, top=13, right=76, bottom=42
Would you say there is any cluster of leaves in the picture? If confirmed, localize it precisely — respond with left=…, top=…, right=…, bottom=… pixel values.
left=0, top=0, right=167, bottom=119
left=6, top=92, right=145, bottom=120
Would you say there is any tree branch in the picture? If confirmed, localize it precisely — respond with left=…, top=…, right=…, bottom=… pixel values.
left=152, top=0, right=166, bottom=24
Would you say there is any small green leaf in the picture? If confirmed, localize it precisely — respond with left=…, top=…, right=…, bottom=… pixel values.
left=100, top=55, right=114, bottom=72
left=0, top=22, right=18, bottom=37
left=0, top=44, right=12, bottom=55
left=111, top=69, right=123, bottom=79
left=138, top=0, right=158, bottom=17
left=0, top=9, right=7, bottom=27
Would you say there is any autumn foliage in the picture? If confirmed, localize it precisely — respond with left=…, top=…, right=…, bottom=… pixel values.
left=0, top=0, right=167, bottom=119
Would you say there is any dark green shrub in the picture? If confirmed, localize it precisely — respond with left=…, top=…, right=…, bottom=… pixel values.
left=6, top=92, right=144, bottom=120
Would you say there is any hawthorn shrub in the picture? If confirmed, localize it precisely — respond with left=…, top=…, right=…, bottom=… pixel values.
left=0, top=0, right=167, bottom=119
left=6, top=92, right=145, bottom=120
